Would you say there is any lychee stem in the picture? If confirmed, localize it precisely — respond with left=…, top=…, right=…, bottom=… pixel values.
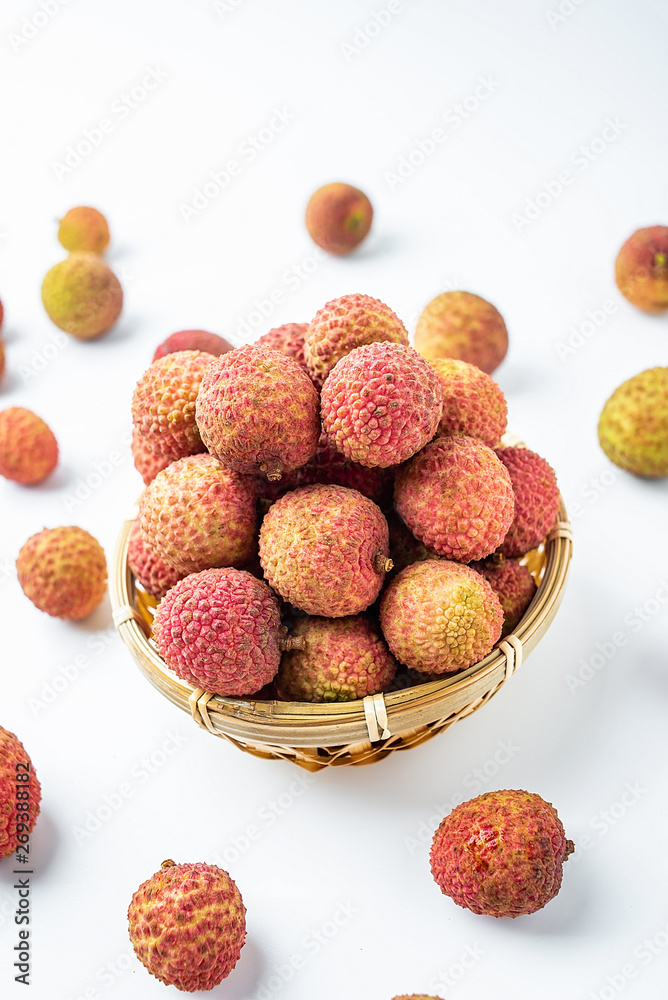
left=161, top=859, right=176, bottom=869
left=565, top=840, right=575, bottom=858
left=260, top=457, right=283, bottom=481
left=374, top=552, right=393, bottom=573
left=280, top=635, right=306, bottom=651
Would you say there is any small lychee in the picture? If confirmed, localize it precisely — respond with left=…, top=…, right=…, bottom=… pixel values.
left=415, top=291, right=508, bottom=374
left=0, top=727, right=41, bottom=861
left=305, top=182, right=373, bottom=255
left=496, top=447, right=559, bottom=557
left=41, top=253, right=123, bottom=339
left=17, top=526, right=107, bottom=620
left=132, top=350, right=214, bottom=461
left=430, top=357, right=507, bottom=447
left=0, top=407, right=58, bottom=485
left=598, top=367, right=668, bottom=477
left=57, top=206, right=110, bottom=254
left=152, top=329, right=234, bottom=361
left=471, top=556, right=537, bottom=636
left=615, top=225, right=668, bottom=312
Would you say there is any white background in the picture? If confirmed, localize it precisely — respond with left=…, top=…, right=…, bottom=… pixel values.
left=1, top=1, right=667, bottom=998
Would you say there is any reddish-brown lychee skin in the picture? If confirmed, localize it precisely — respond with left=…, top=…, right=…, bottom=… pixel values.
left=128, top=860, right=246, bottom=992
left=259, top=484, right=391, bottom=617
left=430, top=790, right=574, bottom=917
left=0, top=338, right=4, bottom=380
left=305, top=182, right=373, bottom=256
left=0, top=727, right=41, bottom=861
left=16, top=526, right=107, bottom=620
left=430, top=358, right=507, bottom=447
left=395, top=436, right=515, bottom=563
left=380, top=560, right=503, bottom=674
left=615, top=226, right=668, bottom=312
left=131, top=428, right=172, bottom=485
left=495, top=447, right=559, bottom=558
left=58, top=206, right=110, bottom=254
left=255, top=323, right=310, bottom=372
left=132, top=351, right=214, bottom=462
left=127, top=523, right=183, bottom=599
left=138, top=454, right=258, bottom=576
left=304, top=293, right=408, bottom=386
left=415, top=291, right=508, bottom=375
left=0, top=407, right=59, bottom=485
left=196, top=345, right=320, bottom=480
left=152, top=330, right=234, bottom=362
left=276, top=614, right=397, bottom=702
left=0, top=298, right=4, bottom=329
left=153, top=568, right=284, bottom=695
left=321, top=342, right=443, bottom=468
left=386, top=510, right=438, bottom=577
left=392, top=995, right=444, bottom=1000
left=471, top=557, right=537, bottom=636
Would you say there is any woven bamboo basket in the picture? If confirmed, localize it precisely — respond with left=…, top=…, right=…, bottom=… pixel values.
left=110, top=444, right=572, bottom=772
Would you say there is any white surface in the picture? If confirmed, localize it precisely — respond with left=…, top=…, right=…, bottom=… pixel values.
left=1, top=1, right=667, bottom=997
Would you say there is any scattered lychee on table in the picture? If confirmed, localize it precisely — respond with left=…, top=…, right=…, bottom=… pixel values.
left=305, top=181, right=373, bottom=255
left=17, top=526, right=107, bottom=620
left=0, top=407, right=58, bottom=485
left=0, top=727, right=41, bottom=861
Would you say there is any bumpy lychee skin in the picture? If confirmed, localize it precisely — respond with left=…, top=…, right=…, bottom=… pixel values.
left=153, top=568, right=285, bottom=695
left=415, top=291, right=508, bottom=375
left=132, top=350, right=214, bottom=461
left=322, top=342, right=443, bottom=468
left=255, top=322, right=309, bottom=372
left=386, top=510, right=438, bottom=577
left=380, top=560, right=503, bottom=674
left=430, top=357, right=507, bottom=447
left=0, top=407, right=58, bottom=485
left=304, top=293, right=408, bottom=385
left=259, top=484, right=391, bottom=617
left=305, top=182, right=373, bottom=256
left=131, top=428, right=172, bottom=485
left=496, top=447, right=559, bottom=558
left=615, top=225, right=668, bottom=312
left=395, top=436, right=515, bottom=563
left=392, top=995, right=444, bottom=1000
left=41, top=252, right=122, bottom=339
left=138, top=454, right=258, bottom=575
left=598, top=367, right=668, bottom=477
left=430, top=790, right=574, bottom=918
left=196, top=345, right=320, bottom=480
left=0, top=727, right=41, bottom=861
left=16, top=526, right=107, bottom=620
left=276, top=614, right=397, bottom=702
left=152, top=329, right=234, bottom=361
left=57, top=206, right=110, bottom=254
left=127, top=523, right=183, bottom=599
left=471, top=556, right=537, bottom=637
left=128, top=859, right=246, bottom=992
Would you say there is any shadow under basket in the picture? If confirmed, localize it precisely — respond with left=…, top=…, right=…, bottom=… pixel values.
left=110, top=499, right=572, bottom=773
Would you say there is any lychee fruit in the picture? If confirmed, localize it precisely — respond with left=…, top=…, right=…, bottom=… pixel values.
left=471, top=556, right=537, bottom=636
left=153, top=568, right=292, bottom=695
left=276, top=614, right=397, bottom=702
left=41, top=253, right=123, bottom=339
left=0, top=727, right=41, bottom=861
left=128, top=859, right=246, bottom=992
left=0, top=338, right=5, bottom=380
left=305, top=182, right=373, bottom=255
left=598, top=367, right=668, bottom=477
left=430, top=789, right=574, bottom=917
left=255, top=322, right=310, bottom=372
left=0, top=407, right=58, bottom=485
left=196, top=345, right=320, bottom=480
left=430, top=357, right=507, bottom=447
left=321, top=342, right=443, bottom=468
left=380, top=559, right=503, bottom=674
left=0, top=297, right=4, bottom=329
left=127, top=523, right=183, bottom=599
left=132, top=350, right=214, bottom=461
left=137, top=454, right=258, bottom=576
left=386, top=509, right=438, bottom=576
left=615, top=225, right=668, bottom=312
left=394, top=435, right=515, bottom=563
left=57, top=206, right=110, bottom=254
left=304, top=293, right=408, bottom=385
left=16, top=526, right=107, bottom=620
left=414, top=291, right=508, bottom=375
left=259, top=484, right=392, bottom=617
left=496, top=447, right=559, bottom=557
left=131, top=428, right=172, bottom=485
left=152, top=329, right=234, bottom=361
left=392, top=995, right=444, bottom=1000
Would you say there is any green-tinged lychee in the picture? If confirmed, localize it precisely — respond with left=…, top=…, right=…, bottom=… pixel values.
left=128, top=859, right=246, bottom=992
left=41, top=253, right=122, bottom=339
left=0, top=727, right=41, bottom=861
left=127, top=523, right=183, bottom=599
left=153, top=568, right=295, bottom=695
left=380, top=559, right=503, bottom=674
left=305, top=182, right=373, bottom=255
left=255, top=322, right=310, bottom=374
left=16, top=526, right=107, bottom=620
left=276, top=614, right=397, bottom=702
left=598, top=367, right=668, bottom=477
left=471, top=556, right=537, bottom=636
left=137, top=454, right=257, bottom=575
left=132, top=350, right=215, bottom=461
left=304, top=293, right=408, bottom=385
left=430, top=789, right=574, bottom=917
left=259, top=484, right=391, bottom=617
left=321, top=342, right=443, bottom=468
left=415, top=291, right=508, bottom=374
left=429, top=357, right=507, bottom=447
left=131, top=428, right=172, bottom=485
left=496, top=447, right=559, bottom=557
left=395, top=435, right=515, bottom=563
left=0, top=407, right=58, bottom=485
left=57, top=206, right=110, bottom=254
left=152, top=329, right=234, bottom=361
left=196, top=345, right=320, bottom=480
left=615, top=226, right=668, bottom=312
